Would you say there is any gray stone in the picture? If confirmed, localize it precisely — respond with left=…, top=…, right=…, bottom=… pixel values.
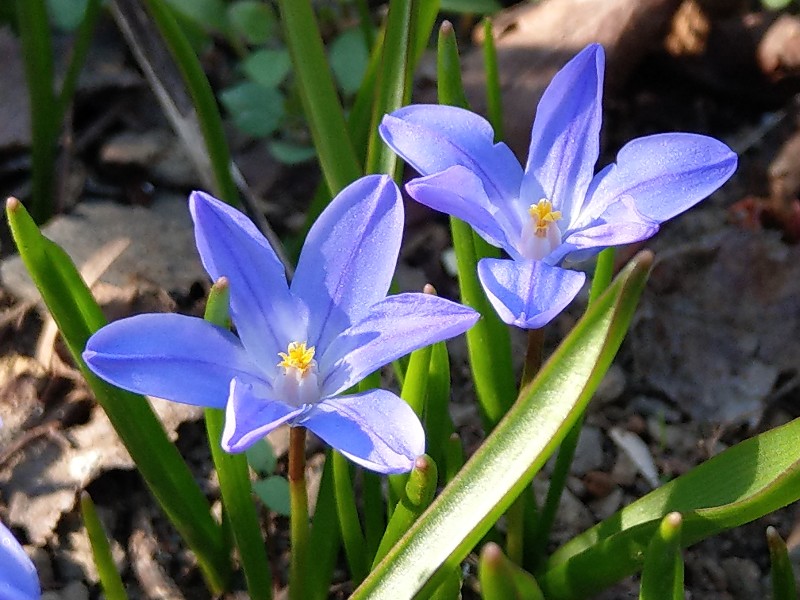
left=571, top=425, right=605, bottom=476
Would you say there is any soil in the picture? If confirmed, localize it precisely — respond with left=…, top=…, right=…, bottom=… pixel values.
left=1, top=1, right=800, bottom=599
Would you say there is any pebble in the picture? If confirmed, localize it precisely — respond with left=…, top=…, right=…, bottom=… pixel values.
left=571, top=425, right=605, bottom=476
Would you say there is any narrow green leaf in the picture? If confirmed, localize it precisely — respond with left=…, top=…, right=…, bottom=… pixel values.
left=6, top=198, right=230, bottom=593
left=373, top=456, right=438, bottom=568
left=276, top=0, right=362, bottom=194
left=479, top=542, right=544, bottom=600
left=203, top=277, right=272, bottom=600
left=639, top=513, right=683, bottom=600
left=768, top=526, right=798, bottom=600
left=141, top=0, right=240, bottom=205
left=542, top=415, right=800, bottom=599
left=333, top=451, right=369, bottom=583
left=440, top=0, right=502, bottom=13
left=424, top=341, right=453, bottom=478
left=364, top=0, right=412, bottom=175
left=81, top=493, right=128, bottom=600
left=481, top=18, right=503, bottom=139
left=351, top=252, right=653, bottom=599
left=16, top=0, right=57, bottom=223
left=306, top=454, right=342, bottom=600
left=437, top=20, right=515, bottom=428
left=444, top=433, right=464, bottom=484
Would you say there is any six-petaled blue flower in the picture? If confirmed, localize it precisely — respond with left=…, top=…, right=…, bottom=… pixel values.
left=83, top=175, right=478, bottom=474
left=379, top=43, right=738, bottom=328
left=0, top=521, right=40, bottom=600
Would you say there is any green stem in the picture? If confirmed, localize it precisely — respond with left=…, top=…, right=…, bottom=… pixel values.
left=56, top=0, right=103, bottom=124
left=506, top=328, right=545, bottom=565
left=332, top=451, right=369, bottom=583
left=528, top=248, right=617, bottom=569
left=289, top=427, right=310, bottom=600
left=481, top=18, right=503, bottom=140
left=81, top=493, right=128, bottom=600
left=16, top=0, right=57, bottom=223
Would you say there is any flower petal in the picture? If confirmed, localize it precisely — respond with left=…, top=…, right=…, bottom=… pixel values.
left=190, top=191, right=301, bottom=365
left=0, top=521, right=39, bottom=600
left=477, top=258, right=586, bottom=329
left=562, top=195, right=660, bottom=253
left=291, top=175, right=403, bottom=353
left=221, top=378, right=305, bottom=453
left=320, top=293, right=479, bottom=395
left=585, top=133, right=737, bottom=223
left=83, top=314, right=264, bottom=408
left=300, top=390, right=424, bottom=474
left=523, top=43, right=604, bottom=224
left=380, top=105, right=524, bottom=207
left=405, top=166, right=521, bottom=255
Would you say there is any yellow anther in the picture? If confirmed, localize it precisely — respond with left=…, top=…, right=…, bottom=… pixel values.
left=278, top=341, right=316, bottom=374
left=528, top=199, right=562, bottom=238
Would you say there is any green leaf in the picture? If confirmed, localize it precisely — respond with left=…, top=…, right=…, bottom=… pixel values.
left=440, top=0, right=502, bottom=13
left=46, top=0, right=88, bottom=30
left=276, top=0, right=362, bottom=194
left=329, top=28, right=369, bottom=96
left=351, top=252, right=653, bottom=598
left=81, top=493, right=128, bottom=600
left=541, top=416, right=800, bottom=599
left=268, top=140, right=316, bottom=165
left=246, top=439, right=278, bottom=476
left=227, top=0, right=276, bottom=45
left=768, top=526, right=798, bottom=600
left=6, top=198, right=230, bottom=593
left=479, top=543, right=544, bottom=600
left=761, top=0, right=794, bottom=9
left=253, top=476, right=291, bottom=517
left=164, top=0, right=226, bottom=30
left=639, top=513, right=683, bottom=600
left=221, top=81, right=284, bottom=137
left=242, top=48, right=291, bottom=88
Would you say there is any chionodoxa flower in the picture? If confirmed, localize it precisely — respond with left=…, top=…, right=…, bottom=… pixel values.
left=0, top=521, right=40, bottom=600
left=83, top=175, right=478, bottom=474
left=379, top=43, right=737, bottom=329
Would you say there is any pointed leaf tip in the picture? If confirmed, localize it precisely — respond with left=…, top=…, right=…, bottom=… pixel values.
left=6, top=196, right=20, bottom=212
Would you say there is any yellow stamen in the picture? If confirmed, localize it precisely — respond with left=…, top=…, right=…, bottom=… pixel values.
left=278, top=341, right=316, bottom=375
left=528, top=199, right=562, bottom=238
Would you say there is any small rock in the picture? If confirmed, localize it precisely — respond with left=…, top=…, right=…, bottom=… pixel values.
left=100, top=130, right=199, bottom=188
left=593, top=364, right=626, bottom=404
left=588, top=486, right=623, bottom=521
left=571, top=426, right=605, bottom=476
left=630, top=396, right=683, bottom=423
left=611, top=451, right=639, bottom=487
left=721, top=557, right=764, bottom=600
left=583, top=470, right=616, bottom=499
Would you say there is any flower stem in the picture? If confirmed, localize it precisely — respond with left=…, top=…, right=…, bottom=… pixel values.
left=528, top=248, right=616, bottom=570
left=289, top=427, right=310, bottom=600
left=506, top=328, right=545, bottom=564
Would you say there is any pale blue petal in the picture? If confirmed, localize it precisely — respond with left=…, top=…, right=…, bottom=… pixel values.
left=564, top=195, right=660, bottom=251
left=83, top=314, right=265, bottom=408
left=221, top=378, right=305, bottom=452
left=291, top=175, right=403, bottom=354
left=584, top=133, right=737, bottom=223
left=405, top=166, right=521, bottom=255
left=0, top=522, right=39, bottom=600
left=300, top=390, right=425, bottom=474
left=319, top=293, right=479, bottom=395
left=380, top=105, right=524, bottom=207
left=477, top=258, right=586, bottom=329
left=190, top=191, right=302, bottom=365
left=524, top=44, right=604, bottom=225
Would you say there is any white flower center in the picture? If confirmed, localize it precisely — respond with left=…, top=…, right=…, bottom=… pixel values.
left=274, top=341, right=319, bottom=407
left=520, top=199, right=563, bottom=260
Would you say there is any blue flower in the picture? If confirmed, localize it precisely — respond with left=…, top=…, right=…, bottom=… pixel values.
left=379, top=43, right=737, bottom=328
left=0, top=521, right=40, bottom=600
left=83, top=175, right=478, bottom=474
